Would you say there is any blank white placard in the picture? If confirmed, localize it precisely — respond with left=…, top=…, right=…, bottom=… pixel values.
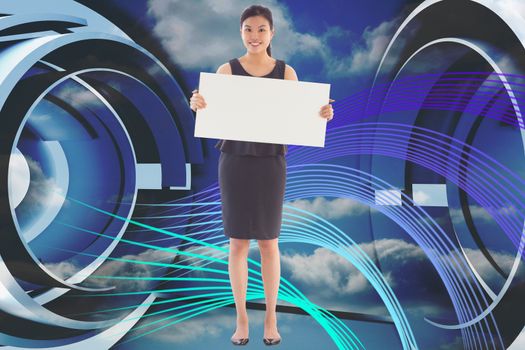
left=194, top=72, right=330, bottom=147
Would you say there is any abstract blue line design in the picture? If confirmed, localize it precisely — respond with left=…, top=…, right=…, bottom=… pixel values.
left=1, top=0, right=525, bottom=349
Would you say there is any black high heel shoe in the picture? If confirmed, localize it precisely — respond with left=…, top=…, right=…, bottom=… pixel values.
left=263, top=337, right=281, bottom=346
left=231, top=337, right=249, bottom=346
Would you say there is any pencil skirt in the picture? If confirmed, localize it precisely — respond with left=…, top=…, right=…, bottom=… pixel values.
left=218, top=152, right=286, bottom=240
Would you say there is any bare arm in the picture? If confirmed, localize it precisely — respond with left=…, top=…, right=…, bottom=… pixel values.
left=216, top=62, right=232, bottom=75
left=284, top=64, right=298, bottom=81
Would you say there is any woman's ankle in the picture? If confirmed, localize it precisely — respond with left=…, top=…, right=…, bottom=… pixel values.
left=237, top=312, right=249, bottom=324
left=264, top=312, right=277, bottom=324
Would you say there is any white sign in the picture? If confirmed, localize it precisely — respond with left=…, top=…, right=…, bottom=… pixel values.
left=194, top=72, right=330, bottom=147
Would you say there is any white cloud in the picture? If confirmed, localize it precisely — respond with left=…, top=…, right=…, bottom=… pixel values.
left=412, top=184, right=448, bottom=207
left=55, top=83, right=100, bottom=106
left=456, top=246, right=524, bottom=288
left=375, top=189, right=402, bottom=206
left=279, top=238, right=525, bottom=318
left=358, top=238, right=426, bottom=262
left=142, top=307, right=305, bottom=345
left=46, top=242, right=259, bottom=295
left=280, top=239, right=424, bottom=298
left=19, top=156, right=66, bottom=209
left=285, top=196, right=371, bottom=220
left=323, top=18, right=400, bottom=79
left=281, top=247, right=370, bottom=296
left=29, top=114, right=52, bottom=122
left=449, top=205, right=518, bottom=225
left=413, top=190, right=430, bottom=204
left=44, top=260, right=80, bottom=279
left=45, top=247, right=178, bottom=287
left=8, top=151, right=30, bottom=208
left=277, top=239, right=433, bottom=315
left=145, top=307, right=267, bottom=344
left=146, top=0, right=294, bottom=70
left=152, top=311, right=236, bottom=343
left=80, top=247, right=179, bottom=291
left=178, top=243, right=232, bottom=277
left=146, top=0, right=397, bottom=78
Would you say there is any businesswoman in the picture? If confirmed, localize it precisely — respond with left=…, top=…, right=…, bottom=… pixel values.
left=190, top=4, right=334, bottom=346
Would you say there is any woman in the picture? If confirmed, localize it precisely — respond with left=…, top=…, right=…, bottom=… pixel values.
left=190, top=5, right=334, bottom=346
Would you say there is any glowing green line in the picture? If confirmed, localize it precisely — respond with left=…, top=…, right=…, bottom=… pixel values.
left=118, top=293, right=356, bottom=349
left=64, top=197, right=364, bottom=349
left=134, top=202, right=222, bottom=207
left=69, top=292, right=244, bottom=316
left=55, top=249, right=268, bottom=294
left=57, top=221, right=303, bottom=300
left=116, top=295, right=263, bottom=345
left=64, top=197, right=313, bottom=304
left=125, top=293, right=261, bottom=324
left=59, top=221, right=231, bottom=268
left=89, top=275, right=232, bottom=283
left=54, top=211, right=362, bottom=347
left=133, top=211, right=222, bottom=219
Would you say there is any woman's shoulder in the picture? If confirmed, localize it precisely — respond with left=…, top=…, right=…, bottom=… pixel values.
left=216, top=62, right=233, bottom=74
left=283, top=62, right=298, bottom=81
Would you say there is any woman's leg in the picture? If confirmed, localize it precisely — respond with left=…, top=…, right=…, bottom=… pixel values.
left=258, top=238, right=281, bottom=339
left=229, top=237, right=251, bottom=339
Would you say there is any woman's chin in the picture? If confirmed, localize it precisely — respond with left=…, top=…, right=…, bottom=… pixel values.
left=248, top=48, right=264, bottom=54
left=245, top=45, right=264, bottom=51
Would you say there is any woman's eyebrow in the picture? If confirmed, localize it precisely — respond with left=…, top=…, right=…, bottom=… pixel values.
left=243, top=24, right=268, bottom=28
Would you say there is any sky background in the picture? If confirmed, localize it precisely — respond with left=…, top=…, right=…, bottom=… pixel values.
left=103, top=0, right=450, bottom=348
left=38, top=0, right=525, bottom=349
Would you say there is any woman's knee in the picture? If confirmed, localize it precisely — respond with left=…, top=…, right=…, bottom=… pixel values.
left=257, top=238, right=279, bottom=255
left=229, top=238, right=250, bottom=257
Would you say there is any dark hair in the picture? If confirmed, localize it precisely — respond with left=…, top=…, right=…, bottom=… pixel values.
left=240, top=5, right=274, bottom=57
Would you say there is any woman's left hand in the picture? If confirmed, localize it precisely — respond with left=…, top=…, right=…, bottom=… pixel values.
left=320, top=99, right=335, bottom=121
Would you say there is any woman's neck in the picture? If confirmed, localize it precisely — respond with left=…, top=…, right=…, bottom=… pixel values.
left=242, top=52, right=274, bottom=65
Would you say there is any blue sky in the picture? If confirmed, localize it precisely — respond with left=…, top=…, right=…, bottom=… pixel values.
left=3, top=0, right=525, bottom=349
left=60, top=1, right=524, bottom=349
left=130, top=0, right=419, bottom=96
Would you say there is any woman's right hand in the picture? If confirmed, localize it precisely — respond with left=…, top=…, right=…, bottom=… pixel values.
left=190, top=89, right=207, bottom=112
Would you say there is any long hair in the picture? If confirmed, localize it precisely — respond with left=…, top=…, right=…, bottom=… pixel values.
left=240, top=5, right=274, bottom=57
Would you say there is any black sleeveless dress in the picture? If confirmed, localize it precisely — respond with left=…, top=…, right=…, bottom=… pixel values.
left=216, top=58, right=287, bottom=240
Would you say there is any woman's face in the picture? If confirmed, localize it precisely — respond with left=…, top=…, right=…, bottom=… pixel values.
left=240, top=15, right=274, bottom=54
